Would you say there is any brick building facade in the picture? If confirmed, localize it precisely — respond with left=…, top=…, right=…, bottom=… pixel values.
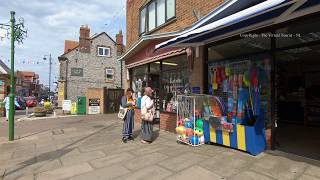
left=126, top=0, right=224, bottom=49
left=121, top=0, right=225, bottom=133
left=58, top=26, right=125, bottom=106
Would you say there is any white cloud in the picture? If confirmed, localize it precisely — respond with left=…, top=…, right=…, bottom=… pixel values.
left=0, top=0, right=126, bottom=88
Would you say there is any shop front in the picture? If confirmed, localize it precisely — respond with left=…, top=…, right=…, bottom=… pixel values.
left=156, top=0, right=320, bottom=157
left=123, top=37, right=201, bottom=133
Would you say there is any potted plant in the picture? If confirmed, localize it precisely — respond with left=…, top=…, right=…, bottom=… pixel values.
left=33, top=107, right=47, bottom=117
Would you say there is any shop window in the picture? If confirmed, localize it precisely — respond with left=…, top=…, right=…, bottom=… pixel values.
left=150, top=61, right=161, bottom=74
left=139, top=0, right=176, bottom=34
left=131, top=65, right=148, bottom=95
left=161, top=56, right=189, bottom=113
left=98, top=47, right=111, bottom=57
left=105, top=68, right=114, bottom=81
left=131, top=57, right=189, bottom=113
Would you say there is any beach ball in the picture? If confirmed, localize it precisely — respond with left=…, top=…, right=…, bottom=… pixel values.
left=185, top=121, right=194, bottom=129
left=185, top=128, right=194, bottom=136
left=196, top=119, right=204, bottom=128
left=175, top=126, right=185, bottom=134
left=178, top=120, right=184, bottom=126
left=190, top=136, right=199, bottom=145
left=194, top=127, right=204, bottom=136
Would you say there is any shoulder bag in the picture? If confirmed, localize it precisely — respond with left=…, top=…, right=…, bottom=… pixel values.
left=118, top=106, right=127, bottom=119
left=141, top=97, right=154, bottom=122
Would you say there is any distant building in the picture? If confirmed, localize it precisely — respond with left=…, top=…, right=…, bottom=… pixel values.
left=0, top=60, right=10, bottom=100
left=58, top=25, right=125, bottom=106
left=15, top=71, right=40, bottom=97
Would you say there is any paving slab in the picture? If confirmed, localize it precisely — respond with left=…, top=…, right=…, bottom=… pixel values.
left=36, top=163, right=93, bottom=180
left=3, top=159, right=61, bottom=179
left=250, top=154, right=308, bottom=180
left=130, top=144, right=169, bottom=156
left=78, top=143, right=110, bottom=153
left=90, top=152, right=135, bottom=169
left=115, top=165, right=173, bottom=180
left=14, top=174, right=35, bottom=180
left=60, top=150, right=106, bottom=166
left=69, top=165, right=130, bottom=180
left=57, top=148, right=82, bottom=158
left=199, top=151, right=254, bottom=178
left=1, top=114, right=320, bottom=180
left=304, top=165, right=320, bottom=178
left=165, top=165, right=223, bottom=180
left=102, top=142, right=141, bottom=156
left=0, top=152, right=13, bottom=161
left=125, top=152, right=169, bottom=171
left=0, top=157, right=37, bottom=170
left=229, top=170, right=274, bottom=180
left=298, top=174, right=320, bottom=180
left=158, top=152, right=209, bottom=172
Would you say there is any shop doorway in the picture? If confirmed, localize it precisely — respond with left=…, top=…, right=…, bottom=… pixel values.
left=104, top=88, right=124, bottom=113
left=275, top=44, right=320, bottom=160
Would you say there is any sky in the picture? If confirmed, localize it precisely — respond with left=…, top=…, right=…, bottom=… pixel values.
left=0, top=0, right=126, bottom=91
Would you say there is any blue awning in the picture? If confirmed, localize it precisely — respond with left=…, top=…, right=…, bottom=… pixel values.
left=156, top=0, right=320, bottom=50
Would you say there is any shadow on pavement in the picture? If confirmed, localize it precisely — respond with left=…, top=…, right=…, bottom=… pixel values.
left=265, top=150, right=320, bottom=167
left=3, top=122, right=118, bottom=178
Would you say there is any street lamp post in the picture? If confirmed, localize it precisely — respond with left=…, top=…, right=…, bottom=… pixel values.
left=0, top=11, right=27, bottom=141
left=8, top=11, right=15, bottom=141
left=43, top=54, right=52, bottom=101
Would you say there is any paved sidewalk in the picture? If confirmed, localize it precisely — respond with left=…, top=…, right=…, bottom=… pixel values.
left=0, top=114, right=319, bottom=180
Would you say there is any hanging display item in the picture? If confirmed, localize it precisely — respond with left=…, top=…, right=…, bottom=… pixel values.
left=203, top=55, right=271, bottom=155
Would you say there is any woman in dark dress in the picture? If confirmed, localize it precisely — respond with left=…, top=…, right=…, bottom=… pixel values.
left=121, top=88, right=136, bottom=143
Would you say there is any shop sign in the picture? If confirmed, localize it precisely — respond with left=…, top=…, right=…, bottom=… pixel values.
left=71, top=68, right=83, bottom=76
left=62, top=100, right=72, bottom=111
left=88, top=98, right=100, bottom=114
left=192, top=87, right=200, bottom=94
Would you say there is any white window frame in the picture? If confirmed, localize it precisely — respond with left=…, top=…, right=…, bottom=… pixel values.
left=139, top=0, right=176, bottom=34
left=98, top=47, right=111, bottom=57
left=105, top=68, right=114, bottom=81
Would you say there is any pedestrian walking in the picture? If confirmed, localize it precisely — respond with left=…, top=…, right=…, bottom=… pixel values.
left=2, top=95, right=21, bottom=121
left=140, top=87, right=154, bottom=144
left=121, top=88, right=136, bottom=143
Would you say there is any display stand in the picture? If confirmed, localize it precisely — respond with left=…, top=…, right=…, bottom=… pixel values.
left=176, top=95, right=206, bottom=146
left=176, top=94, right=267, bottom=155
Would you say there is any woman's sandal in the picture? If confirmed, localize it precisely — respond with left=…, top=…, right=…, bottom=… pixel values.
left=141, top=140, right=151, bottom=144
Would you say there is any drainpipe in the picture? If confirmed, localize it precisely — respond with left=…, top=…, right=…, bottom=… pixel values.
left=65, top=59, right=69, bottom=100
left=120, top=60, right=123, bottom=89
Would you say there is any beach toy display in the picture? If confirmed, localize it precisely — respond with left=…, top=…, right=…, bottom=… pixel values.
left=176, top=95, right=208, bottom=146
left=206, top=60, right=269, bottom=155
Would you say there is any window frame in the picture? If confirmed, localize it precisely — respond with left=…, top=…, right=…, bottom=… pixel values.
left=105, top=68, right=115, bottom=82
left=139, top=0, right=176, bottom=35
left=97, top=46, right=111, bottom=57
left=139, top=7, right=147, bottom=34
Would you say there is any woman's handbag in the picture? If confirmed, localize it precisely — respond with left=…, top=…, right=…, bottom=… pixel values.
left=118, top=106, right=127, bottom=119
left=141, top=107, right=154, bottom=122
